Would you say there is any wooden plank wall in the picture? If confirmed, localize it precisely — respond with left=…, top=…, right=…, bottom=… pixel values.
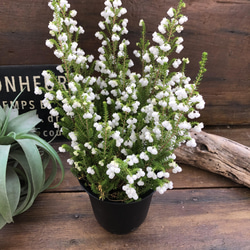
left=0, top=0, right=249, bottom=126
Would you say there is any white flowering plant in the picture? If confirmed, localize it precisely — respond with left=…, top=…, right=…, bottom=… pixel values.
left=36, top=0, right=207, bottom=202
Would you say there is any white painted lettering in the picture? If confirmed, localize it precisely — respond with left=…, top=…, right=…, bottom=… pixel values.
left=9, top=101, right=19, bottom=109
left=58, top=76, right=67, bottom=90
left=43, top=130, right=48, bottom=137
left=29, top=100, right=35, bottom=109
left=56, top=129, right=62, bottom=136
left=19, top=76, right=30, bottom=92
left=33, top=76, right=41, bottom=88
left=40, top=100, right=46, bottom=109
left=48, top=115, right=54, bottom=123
left=21, top=100, right=28, bottom=109
left=43, top=129, right=61, bottom=137
left=2, top=101, right=8, bottom=108
left=5, top=76, right=16, bottom=92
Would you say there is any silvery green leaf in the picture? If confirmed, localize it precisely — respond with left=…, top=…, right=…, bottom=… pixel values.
left=0, top=106, right=6, bottom=130
left=0, top=145, right=13, bottom=224
left=9, top=149, right=35, bottom=216
left=6, top=110, right=41, bottom=135
left=8, top=108, right=19, bottom=121
left=17, top=133, right=65, bottom=189
left=0, top=136, right=15, bottom=145
left=16, top=139, right=45, bottom=197
left=0, top=215, right=6, bottom=229
left=5, top=168, right=21, bottom=220
left=0, top=91, right=24, bottom=136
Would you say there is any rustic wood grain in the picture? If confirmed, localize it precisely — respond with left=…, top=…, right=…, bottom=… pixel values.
left=0, top=0, right=249, bottom=125
left=204, top=126, right=250, bottom=147
left=175, top=130, right=250, bottom=188
left=0, top=189, right=249, bottom=250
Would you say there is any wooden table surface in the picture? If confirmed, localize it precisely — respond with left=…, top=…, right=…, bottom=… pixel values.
left=1, top=128, right=250, bottom=250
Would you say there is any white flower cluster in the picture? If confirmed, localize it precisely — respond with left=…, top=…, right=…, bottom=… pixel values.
left=39, top=0, right=207, bottom=202
left=106, top=160, right=121, bottom=179
left=156, top=181, right=173, bottom=194
left=122, top=184, right=138, bottom=200
left=169, top=161, right=182, bottom=174
left=87, top=166, right=95, bottom=175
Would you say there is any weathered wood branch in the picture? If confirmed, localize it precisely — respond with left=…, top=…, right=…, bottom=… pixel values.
left=175, top=131, right=250, bottom=188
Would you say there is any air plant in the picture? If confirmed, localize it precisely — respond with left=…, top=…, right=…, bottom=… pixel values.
left=0, top=93, right=64, bottom=229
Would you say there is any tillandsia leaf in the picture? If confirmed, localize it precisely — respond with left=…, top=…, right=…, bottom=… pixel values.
left=4, top=168, right=21, bottom=224
left=40, top=152, right=58, bottom=191
left=40, top=152, right=55, bottom=190
left=0, top=136, right=16, bottom=145
left=0, top=145, right=13, bottom=224
left=0, top=93, right=65, bottom=228
left=6, top=110, right=42, bottom=135
left=0, top=90, right=24, bottom=137
left=9, top=149, right=37, bottom=216
left=6, top=107, right=19, bottom=121
left=15, top=139, right=45, bottom=197
left=0, top=106, right=6, bottom=131
left=0, top=215, right=6, bottom=230
left=16, top=133, right=65, bottom=189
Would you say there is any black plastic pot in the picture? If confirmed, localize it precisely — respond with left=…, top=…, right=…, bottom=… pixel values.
left=79, top=180, right=154, bottom=234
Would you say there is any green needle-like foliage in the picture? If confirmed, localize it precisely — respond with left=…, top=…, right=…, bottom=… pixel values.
left=40, top=0, right=208, bottom=202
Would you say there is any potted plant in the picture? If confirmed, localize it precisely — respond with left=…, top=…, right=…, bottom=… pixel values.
left=36, top=0, right=207, bottom=234
left=0, top=94, right=64, bottom=230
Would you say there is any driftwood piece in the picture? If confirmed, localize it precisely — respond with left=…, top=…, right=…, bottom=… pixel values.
left=175, top=131, right=250, bottom=188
